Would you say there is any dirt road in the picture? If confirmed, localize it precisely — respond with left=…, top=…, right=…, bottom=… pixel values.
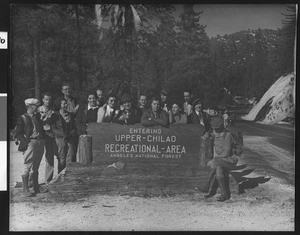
left=9, top=121, right=295, bottom=231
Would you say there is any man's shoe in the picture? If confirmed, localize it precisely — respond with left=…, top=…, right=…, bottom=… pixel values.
left=217, top=194, right=230, bottom=202
left=204, top=176, right=218, bottom=198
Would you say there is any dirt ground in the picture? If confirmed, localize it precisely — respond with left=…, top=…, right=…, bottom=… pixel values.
left=9, top=138, right=295, bottom=231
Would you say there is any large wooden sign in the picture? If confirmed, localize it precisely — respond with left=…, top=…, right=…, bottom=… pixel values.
left=87, top=123, right=204, bottom=165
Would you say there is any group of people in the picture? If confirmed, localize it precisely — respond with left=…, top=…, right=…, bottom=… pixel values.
left=15, top=83, right=238, bottom=201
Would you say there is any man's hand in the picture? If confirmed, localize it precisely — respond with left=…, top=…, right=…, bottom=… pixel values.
left=74, top=104, right=79, bottom=113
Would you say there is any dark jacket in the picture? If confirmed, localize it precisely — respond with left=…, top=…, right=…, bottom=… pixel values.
left=15, top=113, right=45, bottom=152
left=75, top=105, right=98, bottom=136
left=52, top=111, right=77, bottom=141
left=188, top=111, right=211, bottom=132
left=141, top=108, right=169, bottom=127
left=75, top=105, right=88, bottom=136
left=112, top=108, right=142, bottom=125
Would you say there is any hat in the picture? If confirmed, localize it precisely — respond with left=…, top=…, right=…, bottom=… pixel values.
left=25, top=98, right=40, bottom=106
left=160, top=89, right=169, bottom=96
left=192, top=98, right=202, bottom=107
left=210, top=116, right=224, bottom=129
left=121, top=94, right=132, bottom=103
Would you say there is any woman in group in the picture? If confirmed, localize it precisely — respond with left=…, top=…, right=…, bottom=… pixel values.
left=52, top=97, right=77, bottom=173
left=112, top=94, right=142, bottom=125
left=76, top=91, right=98, bottom=136
left=97, top=93, right=119, bottom=123
left=169, top=102, right=188, bottom=124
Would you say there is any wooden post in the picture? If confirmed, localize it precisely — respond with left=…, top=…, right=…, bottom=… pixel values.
left=76, top=135, right=92, bottom=166
left=199, top=138, right=214, bottom=168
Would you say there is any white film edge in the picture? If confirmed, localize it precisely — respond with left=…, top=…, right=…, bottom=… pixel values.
left=0, top=32, right=8, bottom=49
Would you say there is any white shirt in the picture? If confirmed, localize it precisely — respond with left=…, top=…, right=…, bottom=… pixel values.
left=195, top=110, right=204, bottom=126
left=105, top=105, right=114, bottom=117
left=88, top=104, right=98, bottom=110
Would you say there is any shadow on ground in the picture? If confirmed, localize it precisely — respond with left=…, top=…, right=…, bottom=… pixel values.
left=230, top=166, right=271, bottom=194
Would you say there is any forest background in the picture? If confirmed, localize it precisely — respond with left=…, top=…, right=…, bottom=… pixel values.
left=10, top=4, right=296, bottom=127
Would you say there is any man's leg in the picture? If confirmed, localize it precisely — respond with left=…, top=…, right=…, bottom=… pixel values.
left=31, top=139, right=45, bottom=195
left=22, top=141, right=34, bottom=197
left=55, top=138, right=66, bottom=174
left=66, top=140, right=76, bottom=166
left=216, top=165, right=229, bottom=202
left=44, top=137, right=55, bottom=184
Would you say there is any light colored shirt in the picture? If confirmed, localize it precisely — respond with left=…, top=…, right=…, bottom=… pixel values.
left=183, top=102, right=192, bottom=115
left=214, top=132, right=234, bottom=158
left=105, top=105, right=114, bottom=118
left=88, top=104, right=98, bottom=110
left=195, top=110, right=204, bottom=126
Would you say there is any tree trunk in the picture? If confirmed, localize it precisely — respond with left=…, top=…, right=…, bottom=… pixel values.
left=75, top=5, right=83, bottom=94
left=33, top=38, right=41, bottom=99
left=125, top=4, right=133, bottom=89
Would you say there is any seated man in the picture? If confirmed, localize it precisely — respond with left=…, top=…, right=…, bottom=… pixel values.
left=169, top=102, right=188, bottom=124
left=202, top=116, right=238, bottom=202
left=97, top=94, right=119, bottom=123
left=112, top=94, right=142, bottom=125
left=141, top=97, right=169, bottom=127
left=76, top=91, right=98, bottom=136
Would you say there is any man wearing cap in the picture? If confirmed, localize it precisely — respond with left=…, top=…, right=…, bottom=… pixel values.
left=202, top=116, right=238, bottom=202
left=141, top=97, right=169, bottom=127
left=38, top=92, right=55, bottom=185
left=160, top=89, right=170, bottom=112
left=113, top=94, right=142, bottom=125
left=15, top=98, right=45, bottom=197
left=97, top=93, right=119, bottom=123
left=76, top=91, right=99, bottom=136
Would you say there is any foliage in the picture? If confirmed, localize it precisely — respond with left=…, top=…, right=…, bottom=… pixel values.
left=11, top=4, right=296, bottom=127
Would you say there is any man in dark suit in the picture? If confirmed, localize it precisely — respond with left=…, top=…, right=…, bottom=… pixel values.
left=76, top=91, right=99, bottom=136
left=15, top=98, right=45, bottom=197
left=188, top=98, right=211, bottom=138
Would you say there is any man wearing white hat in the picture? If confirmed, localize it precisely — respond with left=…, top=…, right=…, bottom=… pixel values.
left=15, top=98, right=45, bottom=197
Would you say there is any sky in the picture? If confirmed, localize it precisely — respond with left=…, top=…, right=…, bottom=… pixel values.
left=177, top=4, right=289, bottom=37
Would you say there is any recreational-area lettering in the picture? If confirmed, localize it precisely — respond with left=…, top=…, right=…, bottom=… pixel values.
left=104, top=127, right=186, bottom=159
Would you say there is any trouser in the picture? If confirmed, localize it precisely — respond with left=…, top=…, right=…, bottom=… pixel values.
left=44, top=136, right=55, bottom=184
left=22, top=139, right=45, bottom=181
left=55, top=138, right=75, bottom=174
left=207, top=155, right=238, bottom=178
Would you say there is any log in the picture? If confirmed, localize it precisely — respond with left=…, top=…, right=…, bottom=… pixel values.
left=76, top=135, right=92, bottom=166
